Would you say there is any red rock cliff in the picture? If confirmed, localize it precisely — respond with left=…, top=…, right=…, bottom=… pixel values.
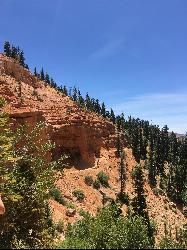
left=0, top=54, right=118, bottom=168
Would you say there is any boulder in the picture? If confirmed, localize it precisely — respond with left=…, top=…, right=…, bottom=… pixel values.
left=66, top=208, right=76, bottom=217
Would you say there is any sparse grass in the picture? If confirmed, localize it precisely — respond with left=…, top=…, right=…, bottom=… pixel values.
left=73, top=189, right=85, bottom=201
left=66, top=202, right=76, bottom=209
left=93, top=179, right=101, bottom=189
left=97, top=171, right=110, bottom=187
left=49, top=188, right=66, bottom=206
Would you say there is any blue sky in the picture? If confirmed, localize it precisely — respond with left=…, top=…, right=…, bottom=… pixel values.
left=0, top=0, right=187, bottom=133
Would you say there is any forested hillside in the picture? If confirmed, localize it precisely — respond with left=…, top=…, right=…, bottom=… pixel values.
left=0, top=41, right=186, bottom=249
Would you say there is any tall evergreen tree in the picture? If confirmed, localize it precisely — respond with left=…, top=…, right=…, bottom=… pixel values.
left=147, top=146, right=157, bottom=187
left=45, top=73, right=50, bottom=84
left=110, top=108, right=116, bottom=124
left=168, top=132, right=178, bottom=164
left=50, top=78, right=57, bottom=88
left=3, top=41, right=11, bottom=57
left=119, top=150, right=126, bottom=193
left=85, top=93, right=91, bottom=110
left=77, top=90, right=85, bottom=108
left=131, top=164, right=153, bottom=242
left=34, top=67, right=37, bottom=77
left=72, top=86, right=78, bottom=102
left=161, top=125, right=169, bottom=162
left=95, top=99, right=101, bottom=114
left=40, top=68, right=45, bottom=81
left=116, top=133, right=121, bottom=157
left=19, top=50, right=25, bottom=67
left=101, top=102, right=106, bottom=118
left=11, top=46, right=18, bottom=59
left=62, top=85, right=68, bottom=96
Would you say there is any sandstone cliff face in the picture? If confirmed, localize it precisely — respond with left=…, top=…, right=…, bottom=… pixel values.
left=0, top=54, right=117, bottom=167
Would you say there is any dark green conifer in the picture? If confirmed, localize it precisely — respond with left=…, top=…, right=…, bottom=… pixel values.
left=110, top=108, right=116, bottom=123
left=40, top=68, right=45, bottom=80
left=45, top=73, right=50, bottom=84
left=34, top=67, right=37, bottom=76
left=101, top=102, right=106, bottom=118
left=3, top=41, right=11, bottom=57
left=19, top=50, right=25, bottom=67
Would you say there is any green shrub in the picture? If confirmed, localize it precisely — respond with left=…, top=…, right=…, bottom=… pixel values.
left=49, top=188, right=66, bottom=205
left=55, top=220, right=64, bottom=233
left=73, top=189, right=85, bottom=201
left=78, top=209, right=90, bottom=218
left=0, top=120, right=58, bottom=249
left=66, top=202, right=75, bottom=209
left=93, top=179, right=101, bottom=189
left=116, top=192, right=129, bottom=205
left=159, top=236, right=183, bottom=249
left=58, top=205, right=152, bottom=249
left=97, top=171, right=110, bottom=187
left=85, top=176, right=94, bottom=186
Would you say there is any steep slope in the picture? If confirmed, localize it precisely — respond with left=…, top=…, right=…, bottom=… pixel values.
left=0, top=54, right=186, bottom=242
left=0, top=54, right=118, bottom=167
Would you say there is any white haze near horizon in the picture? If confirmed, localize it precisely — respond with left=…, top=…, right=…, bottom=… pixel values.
left=113, top=92, right=187, bottom=134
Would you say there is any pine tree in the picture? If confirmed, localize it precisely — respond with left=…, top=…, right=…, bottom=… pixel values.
left=69, top=87, right=72, bottom=97
left=147, top=146, right=157, bottom=187
left=50, top=78, right=57, bottom=88
left=110, top=108, right=116, bottom=123
left=168, top=132, right=178, bottom=164
left=131, top=164, right=153, bottom=241
left=11, top=46, right=18, bottom=59
left=91, top=98, right=96, bottom=112
left=85, top=93, right=91, bottom=110
left=19, top=50, right=25, bottom=67
left=45, top=73, right=50, bottom=84
left=34, top=67, right=37, bottom=76
left=3, top=41, right=11, bottom=57
left=132, top=164, right=147, bottom=218
left=72, top=86, right=78, bottom=102
left=95, top=99, right=101, bottom=114
left=62, top=85, right=68, bottom=96
left=77, top=90, right=85, bottom=108
left=120, top=113, right=125, bottom=130
left=161, top=125, right=169, bottom=162
left=119, top=150, right=126, bottom=193
left=116, top=134, right=121, bottom=157
left=40, top=68, right=45, bottom=80
left=101, top=102, right=106, bottom=118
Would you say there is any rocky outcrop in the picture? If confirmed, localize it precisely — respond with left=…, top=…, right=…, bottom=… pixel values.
left=0, top=54, right=38, bottom=87
left=66, top=208, right=76, bottom=217
left=0, top=54, right=118, bottom=168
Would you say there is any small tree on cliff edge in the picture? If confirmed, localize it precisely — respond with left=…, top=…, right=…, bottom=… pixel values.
left=4, top=41, right=11, bottom=57
left=40, top=67, right=45, bottom=80
left=19, top=50, right=25, bottom=67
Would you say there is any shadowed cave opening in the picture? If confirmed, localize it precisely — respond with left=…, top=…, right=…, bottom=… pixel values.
left=52, top=146, right=96, bottom=170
